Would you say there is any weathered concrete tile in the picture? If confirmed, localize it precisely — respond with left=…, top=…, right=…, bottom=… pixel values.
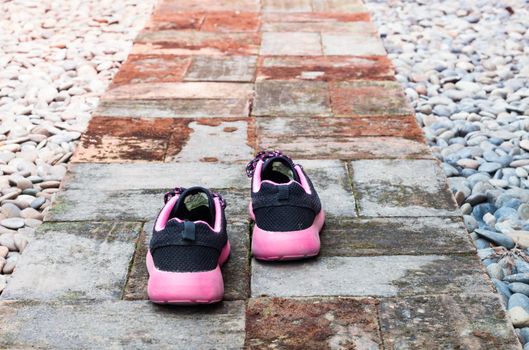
left=330, top=80, right=413, bottom=117
left=261, top=12, right=371, bottom=22
left=166, top=119, right=254, bottom=162
left=111, top=55, right=190, bottom=86
left=133, top=31, right=260, bottom=55
left=261, top=19, right=377, bottom=33
left=97, top=98, right=250, bottom=118
left=72, top=117, right=175, bottom=163
left=252, top=81, right=331, bottom=117
left=146, top=12, right=205, bottom=31
left=1, top=222, right=141, bottom=301
left=312, top=0, right=367, bottom=12
left=0, top=300, right=246, bottom=349
left=47, top=188, right=250, bottom=223
left=255, top=116, right=424, bottom=142
left=297, top=159, right=356, bottom=218
left=251, top=254, right=491, bottom=297
left=262, top=0, right=312, bottom=12
left=320, top=217, right=475, bottom=256
left=124, top=221, right=250, bottom=301
left=63, top=162, right=249, bottom=191
left=379, top=294, right=520, bottom=349
left=260, top=32, right=321, bottom=56
left=105, top=82, right=253, bottom=100
left=352, top=159, right=459, bottom=217
left=322, top=33, right=386, bottom=56
left=259, top=136, right=432, bottom=159
left=201, top=12, right=260, bottom=32
left=257, top=56, right=395, bottom=81
left=246, top=297, right=381, bottom=349
left=155, top=0, right=260, bottom=12
left=184, top=56, right=257, bottom=82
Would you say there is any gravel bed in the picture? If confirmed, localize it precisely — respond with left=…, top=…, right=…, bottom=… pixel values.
left=368, top=0, right=529, bottom=343
left=0, top=0, right=154, bottom=293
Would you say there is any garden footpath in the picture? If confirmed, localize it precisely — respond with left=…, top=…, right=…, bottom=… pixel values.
left=0, top=0, right=521, bottom=348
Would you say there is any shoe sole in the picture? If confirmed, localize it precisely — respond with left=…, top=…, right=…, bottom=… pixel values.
left=250, top=204, right=324, bottom=261
left=146, top=241, right=230, bottom=304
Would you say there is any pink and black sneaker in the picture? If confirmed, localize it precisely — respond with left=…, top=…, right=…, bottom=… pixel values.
left=246, top=151, right=325, bottom=261
left=146, top=186, right=230, bottom=304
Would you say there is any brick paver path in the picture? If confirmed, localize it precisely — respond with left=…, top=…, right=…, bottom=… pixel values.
left=0, top=0, right=521, bottom=349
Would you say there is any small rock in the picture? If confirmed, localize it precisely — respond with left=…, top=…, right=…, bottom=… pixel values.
left=487, top=263, right=504, bottom=280
left=0, top=245, right=8, bottom=258
left=510, top=283, right=529, bottom=296
left=20, top=207, right=43, bottom=220
left=30, top=197, right=46, bottom=209
left=0, top=233, right=16, bottom=250
left=521, top=140, right=529, bottom=152
left=505, top=231, right=529, bottom=249
left=509, top=293, right=529, bottom=327
left=475, top=228, right=515, bottom=249
left=0, top=217, right=25, bottom=230
left=0, top=203, right=21, bottom=218
left=13, top=233, right=28, bottom=252
left=505, top=274, right=529, bottom=284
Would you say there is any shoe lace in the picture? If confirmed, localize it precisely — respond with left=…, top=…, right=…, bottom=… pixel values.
left=164, top=187, right=227, bottom=208
left=245, top=150, right=290, bottom=178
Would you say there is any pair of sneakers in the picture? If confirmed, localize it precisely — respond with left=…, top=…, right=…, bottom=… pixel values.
left=146, top=151, right=325, bottom=304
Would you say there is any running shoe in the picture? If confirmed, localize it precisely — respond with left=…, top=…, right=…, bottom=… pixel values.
left=246, top=151, right=325, bottom=260
left=147, top=186, right=229, bottom=304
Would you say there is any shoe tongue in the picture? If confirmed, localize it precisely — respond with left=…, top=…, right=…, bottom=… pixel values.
left=262, top=156, right=300, bottom=183
left=174, top=186, right=216, bottom=223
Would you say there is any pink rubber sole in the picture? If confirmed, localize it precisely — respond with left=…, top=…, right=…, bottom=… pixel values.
left=250, top=204, right=325, bottom=261
left=146, top=241, right=230, bottom=304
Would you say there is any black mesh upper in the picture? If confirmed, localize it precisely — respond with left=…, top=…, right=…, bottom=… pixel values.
left=150, top=211, right=227, bottom=273
left=252, top=167, right=322, bottom=232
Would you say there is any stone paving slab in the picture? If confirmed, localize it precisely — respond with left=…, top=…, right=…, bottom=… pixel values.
left=64, top=162, right=249, bottom=191
left=133, top=31, right=260, bottom=56
left=46, top=189, right=250, bottom=223
left=260, top=32, right=322, bottom=56
left=111, top=55, right=191, bottom=85
left=184, top=56, right=257, bottom=82
left=352, top=159, right=460, bottom=217
left=261, top=12, right=372, bottom=22
left=0, top=300, right=246, bottom=349
left=245, top=297, right=381, bottom=349
left=52, top=160, right=353, bottom=221
left=258, top=135, right=432, bottom=160
left=124, top=221, right=250, bottom=301
left=73, top=117, right=254, bottom=163
left=322, top=33, right=386, bottom=56
left=257, top=56, right=395, bottom=81
left=1, top=222, right=141, bottom=301
left=261, top=19, right=377, bottom=33
left=104, top=82, right=254, bottom=100
left=251, top=254, right=491, bottom=298
left=97, top=98, right=250, bottom=118
left=330, top=80, right=413, bottom=117
left=252, top=81, right=331, bottom=117
left=320, top=217, right=475, bottom=256
left=379, top=294, right=521, bottom=349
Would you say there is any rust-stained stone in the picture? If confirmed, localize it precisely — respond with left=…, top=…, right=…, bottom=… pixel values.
left=123, top=219, right=250, bottom=301
left=245, top=297, right=381, bottom=349
left=111, top=55, right=190, bottom=86
left=201, top=12, right=260, bottom=32
left=97, top=98, right=250, bottom=118
left=133, top=32, right=260, bottom=56
left=252, top=81, right=331, bottom=117
left=320, top=217, right=475, bottom=257
left=379, top=294, right=521, bottom=349
left=72, top=117, right=183, bottom=163
left=145, top=13, right=205, bottom=31
left=257, top=56, right=395, bottom=81
left=184, top=56, right=257, bottom=82
left=330, top=80, right=414, bottom=117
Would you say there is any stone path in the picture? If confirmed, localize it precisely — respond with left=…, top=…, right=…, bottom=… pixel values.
left=0, top=0, right=522, bottom=348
